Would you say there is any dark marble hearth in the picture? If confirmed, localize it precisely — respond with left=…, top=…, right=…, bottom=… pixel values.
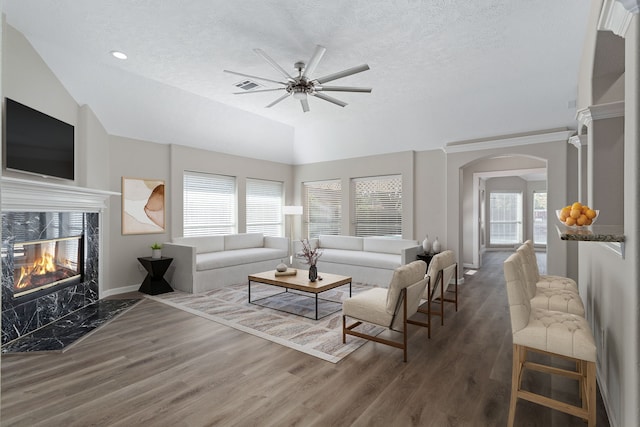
left=1, top=299, right=141, bottom=354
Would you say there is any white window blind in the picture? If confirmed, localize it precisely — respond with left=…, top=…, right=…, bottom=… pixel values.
left=303, top=180, right=342, bottom=238
left=354, top=175, right=402, bottom=237
left=183, top=171, right=236, bottom=236
left=246, top=178, right=283, bottom=237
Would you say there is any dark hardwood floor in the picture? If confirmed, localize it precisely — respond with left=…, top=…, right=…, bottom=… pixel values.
left=1, top=251, right=610, bottom=426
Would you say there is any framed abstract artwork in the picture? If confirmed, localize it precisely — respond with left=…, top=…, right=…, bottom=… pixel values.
left=122, top=177, right=165, bottom=235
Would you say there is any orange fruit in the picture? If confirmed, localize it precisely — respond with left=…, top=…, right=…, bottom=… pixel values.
left=577, top=215, right=588, bottom=226
left=584, top=218, right=593, bottom=225
left=565, top=217, right=577, bottom=226
left=571, top=202, right=582, bottom=210
left=570, top=209, right=581, bottom=219
left=586, top=209, right=597, bottom=219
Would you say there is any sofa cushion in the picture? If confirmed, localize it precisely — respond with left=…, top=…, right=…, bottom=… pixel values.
left=173, top=236, right=224, bottom=254
left=319, top=249, right=400, bottom=270
left=363, top=237, right=419, bottom=255
left=319, top=235, right=363, bottom=251
left=196, top=247, right=287, bottom=271
left=225, top=233, right=264, bottom=250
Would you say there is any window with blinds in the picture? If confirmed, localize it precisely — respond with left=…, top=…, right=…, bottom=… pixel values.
left=303, top=179, right=342, bottom=238
left=183, top=171, right=236, bottom=236
left=489, top=191, right=523, bottom=245
left=246, top=178, right=283, bottom=237
left=353, top=175, right=402, bottom=237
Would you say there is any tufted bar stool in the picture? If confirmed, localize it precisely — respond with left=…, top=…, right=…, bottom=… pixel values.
left=504, top=253, right=596, bottom=426
left=515, top=247, right=585, bottom=317
left=521, top=240, right=579, bottom=292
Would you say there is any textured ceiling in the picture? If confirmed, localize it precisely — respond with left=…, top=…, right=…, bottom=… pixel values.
left=2, top=0, right=591, bottom=164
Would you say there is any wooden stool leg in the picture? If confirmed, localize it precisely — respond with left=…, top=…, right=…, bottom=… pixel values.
left=587, top=361, right=596, bottom=427
left=508, top=344, right=521, bottom=427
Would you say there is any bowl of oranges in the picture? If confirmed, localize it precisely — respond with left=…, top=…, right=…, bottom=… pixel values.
left=556, top=202, right=598, bottom=228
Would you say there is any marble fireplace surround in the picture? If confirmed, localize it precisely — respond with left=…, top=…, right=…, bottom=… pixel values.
left=1, top=177, right=118, bottom=345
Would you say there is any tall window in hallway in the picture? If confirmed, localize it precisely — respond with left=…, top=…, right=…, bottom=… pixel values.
left=489, top=191, right=522, bottom=245
left=532, top=191, right=547, bottom=245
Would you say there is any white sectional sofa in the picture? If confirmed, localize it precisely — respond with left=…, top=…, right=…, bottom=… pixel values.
left=162, top=233, right=288, bottom=293
left=293, top=235, right=422, bottom=287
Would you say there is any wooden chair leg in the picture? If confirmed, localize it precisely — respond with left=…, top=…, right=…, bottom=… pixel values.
left=402, top=291, right=408, bottom=363
left=427, top=282, right=431, bottom=339
left=454, top=264, right=458, bottom=311
left=508, top=344, right=522, bottom=427
left=342, top=315, right=346, bottom=344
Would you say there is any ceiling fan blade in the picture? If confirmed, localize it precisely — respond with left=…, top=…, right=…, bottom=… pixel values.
left=314, top=64, right=370, bottom=84
left=232, top=88, right=286, bottom=95
left=223, top=69, right=287, bottom=86
left=266, top=93, right=291, bottom=108
left=253, top=48, right=295, bottom=82
left=311, top=92, right=347, bottom=107
left=300, top=98, right=310, bottom=113
left=315, top=86, right=372, bottom=93
left=302, top=45, right=327, bottom=79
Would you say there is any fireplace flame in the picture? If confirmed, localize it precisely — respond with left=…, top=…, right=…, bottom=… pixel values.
left=16, top=252, right=60, bottom=289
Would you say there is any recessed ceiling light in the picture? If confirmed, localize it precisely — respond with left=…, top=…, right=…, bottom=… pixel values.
left=110, top=50, right=127, bottom=60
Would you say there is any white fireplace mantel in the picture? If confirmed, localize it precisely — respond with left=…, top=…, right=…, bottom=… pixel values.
left=1, top=176, right=120, bottom=212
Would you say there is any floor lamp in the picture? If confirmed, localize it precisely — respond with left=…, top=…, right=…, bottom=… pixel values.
left=283, top=205, right=303, bottom=265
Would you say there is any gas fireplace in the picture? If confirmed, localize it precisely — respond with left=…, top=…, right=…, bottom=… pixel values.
left=12, top=235, right=84, bottom=298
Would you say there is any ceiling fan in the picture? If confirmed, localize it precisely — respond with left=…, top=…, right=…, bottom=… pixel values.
left=224, top=45, right=371, bottom=113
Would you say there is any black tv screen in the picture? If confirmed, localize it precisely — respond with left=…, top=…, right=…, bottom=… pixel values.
left=5, top=98, right=75, bottom=180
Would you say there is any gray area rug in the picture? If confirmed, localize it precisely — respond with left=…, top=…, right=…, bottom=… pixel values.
left=146, top=282, right=383, bottom=363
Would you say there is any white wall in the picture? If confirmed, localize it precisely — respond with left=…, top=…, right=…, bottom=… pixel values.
left=1, top=24, right=78, bottom=185
left=107, top=136, right=172, bottom=293
left=577, top=8, right=639, bottom=427
left=414, top=149, right=447, bottom=247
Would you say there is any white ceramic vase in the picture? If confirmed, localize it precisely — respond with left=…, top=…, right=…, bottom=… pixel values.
left=422, top=235, right=431, bottom=254
left=432, top=237, right=441, bottom=254
left=152, top=249, right=162, bottom=259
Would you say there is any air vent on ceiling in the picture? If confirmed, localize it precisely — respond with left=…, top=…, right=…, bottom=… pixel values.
left=234, top=79, right=262, bottom=91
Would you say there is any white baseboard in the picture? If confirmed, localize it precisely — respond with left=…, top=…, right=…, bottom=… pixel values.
left=101, top=284, right=140, bottom=298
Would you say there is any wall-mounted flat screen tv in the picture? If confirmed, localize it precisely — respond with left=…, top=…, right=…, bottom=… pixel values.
left=4, top=98, right=75, bottom=180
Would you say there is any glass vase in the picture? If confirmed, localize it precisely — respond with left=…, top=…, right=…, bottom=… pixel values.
left=308, top=265, right=318, bottom=282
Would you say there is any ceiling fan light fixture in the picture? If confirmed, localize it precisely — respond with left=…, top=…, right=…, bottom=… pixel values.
left=293, top=90, right=307, bottom=100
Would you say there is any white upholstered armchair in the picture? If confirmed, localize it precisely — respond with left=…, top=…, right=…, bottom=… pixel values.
left=342, top=260, right=428, bottom=362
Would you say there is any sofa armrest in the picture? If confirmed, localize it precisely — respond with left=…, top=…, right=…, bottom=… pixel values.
left=162, top=243, right=196, bottom=293
left=401, top=245, right=423, bottom=265
left=264, top=236, right=289, bottom=251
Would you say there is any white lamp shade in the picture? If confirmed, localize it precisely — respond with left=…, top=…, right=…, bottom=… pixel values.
left=283, top=205, right=303, bottom=215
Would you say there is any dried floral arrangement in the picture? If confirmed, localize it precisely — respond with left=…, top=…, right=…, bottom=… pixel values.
left=297, top=238, right=322, bottom=266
